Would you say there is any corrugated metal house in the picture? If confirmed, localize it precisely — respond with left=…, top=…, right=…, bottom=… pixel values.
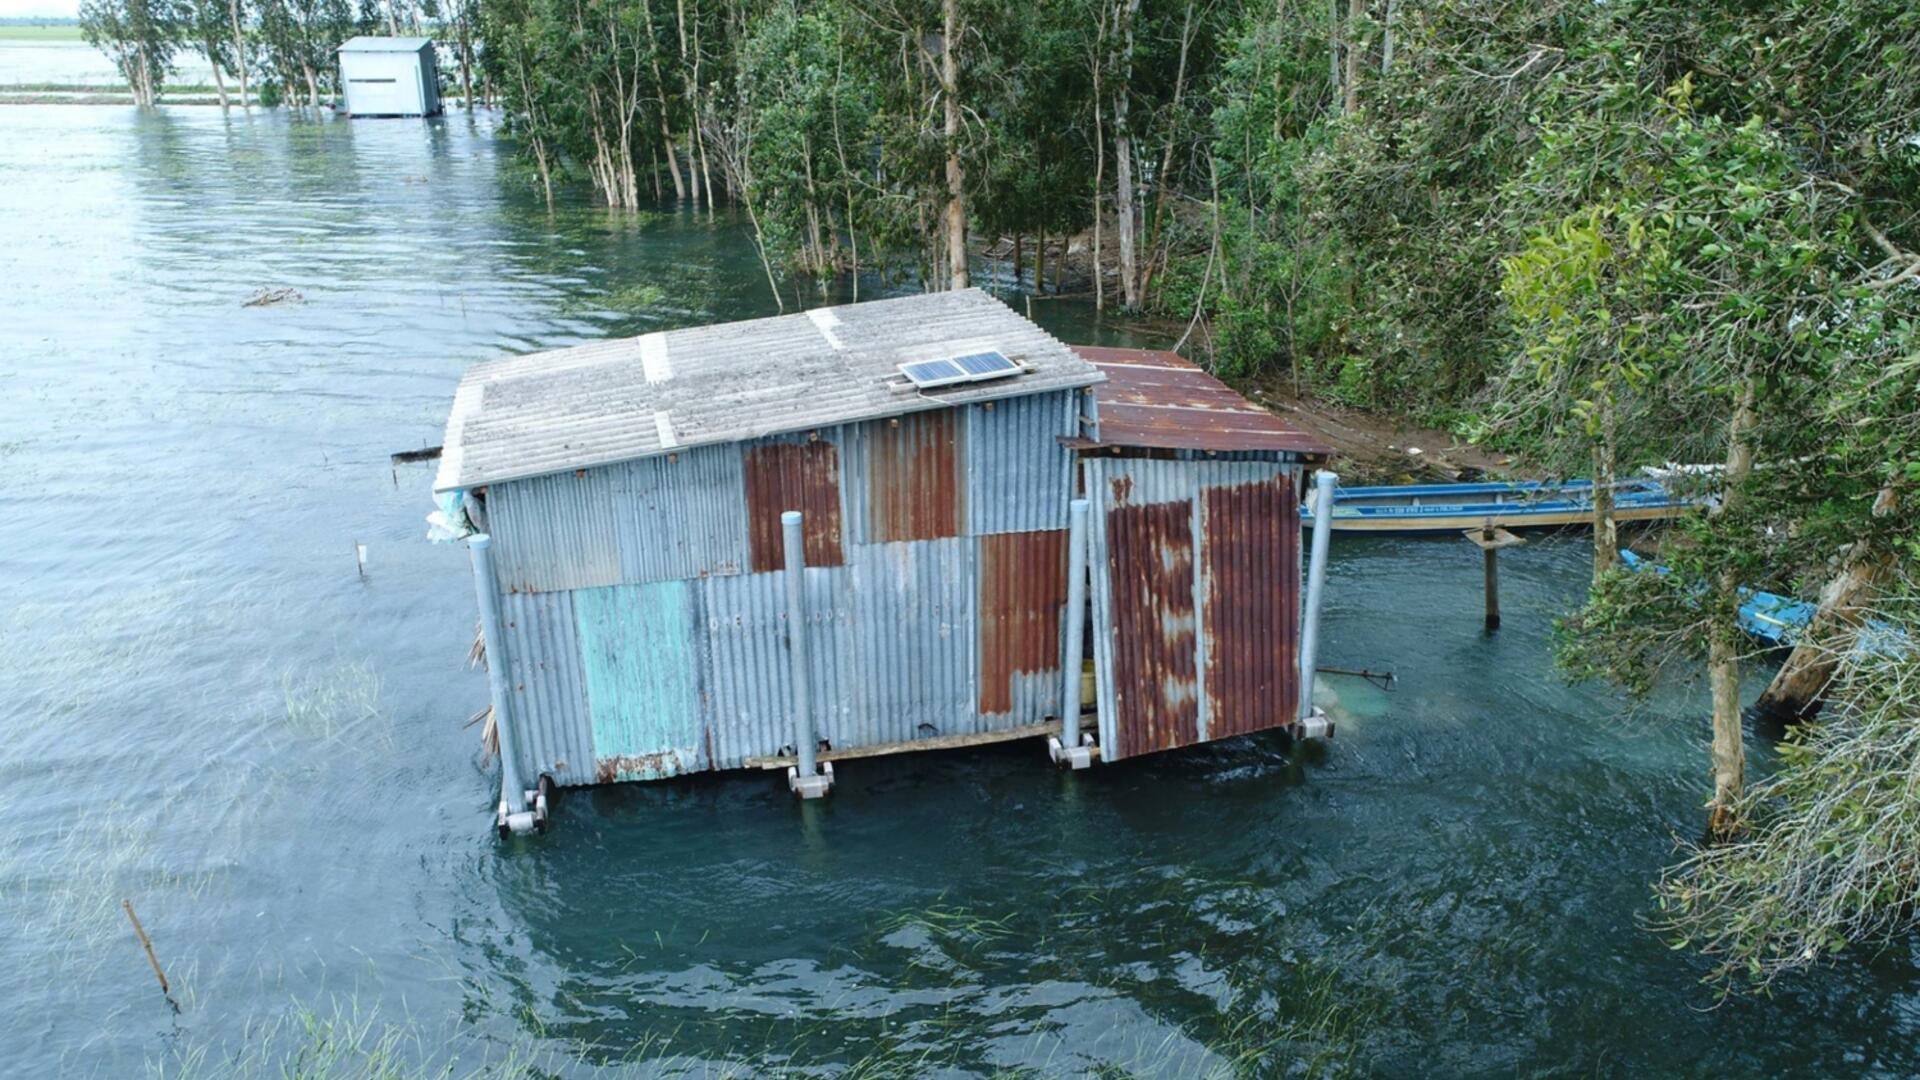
left=433, top=290, right=1332, bottom=832
left=337, top=37, right=441, bottom=118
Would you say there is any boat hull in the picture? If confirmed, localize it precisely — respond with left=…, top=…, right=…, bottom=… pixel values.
left=1300, top=478, right=1698, bottom=534
left=1319, top=503, right=1687, bottom=534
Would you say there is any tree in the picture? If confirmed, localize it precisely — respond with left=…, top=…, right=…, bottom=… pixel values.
left=80, top=0, right=185, bottom=107
left=187, top=0, right=239, bottom=109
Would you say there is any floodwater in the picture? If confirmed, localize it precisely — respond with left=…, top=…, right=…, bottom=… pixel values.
left=0, top=38, right=219, bottom=87
left=1, top=104, right=1916, bottom=1078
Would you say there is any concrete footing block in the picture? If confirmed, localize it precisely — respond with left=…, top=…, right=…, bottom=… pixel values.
left=788, top=761, right=835, bottom=799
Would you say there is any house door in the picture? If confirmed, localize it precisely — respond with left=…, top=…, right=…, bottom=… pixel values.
left=1083, top=457, right=1300, bottom=761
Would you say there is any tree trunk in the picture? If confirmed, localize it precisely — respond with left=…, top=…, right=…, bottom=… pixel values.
left=304, top=62, right=319, bottom=110
left=1752, top=552, right=1889, bottom=723
left=1342, top=0, right=1364, bottom=114
left=802, top=133, right=825, bottom=274
left=460, top=9, right=475, bottom=113
left=207, top=38, right=231, bottom=110
left=1091, top=28, right=1106, bottom=311
left=1114, top=125, right=1137, bottom=309
left=1036, top=228, right=1046, bottom=294
left=660, top=119, right=686, bottom=199
left=1706, top=379, right=1757, bottom=842
left=639, top=0, right=686, bottom=200
left=1138, top=0, right=1194, bottom=307
left=227, top=0, right=250, bottom=111
left=1111, top=0, right=1140, bottom=309
left=942, top=0, right=968, bottom=290
left=1754, top=484, right=1897, bottom=723
left=1592, top=392, right=1618, bottom=584
left=1328, top=0, right=1342, bottom=113
left=1381, top=0, right=1396, bottom=74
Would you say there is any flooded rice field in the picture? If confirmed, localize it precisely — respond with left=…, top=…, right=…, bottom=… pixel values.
left=2, top=104, right=1917, bottom=1076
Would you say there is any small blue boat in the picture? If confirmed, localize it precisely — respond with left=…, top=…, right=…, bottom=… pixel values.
left=1302, top=478, right=1695, bottom=534
left=1618, top=549, right=1909, bottom=655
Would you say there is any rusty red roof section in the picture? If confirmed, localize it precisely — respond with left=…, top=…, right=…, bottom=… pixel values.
left=1070, top=346, right=1332, bottom=456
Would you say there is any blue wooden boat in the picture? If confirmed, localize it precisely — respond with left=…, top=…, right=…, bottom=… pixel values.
left=1301, top=477, right=1695, bottom=534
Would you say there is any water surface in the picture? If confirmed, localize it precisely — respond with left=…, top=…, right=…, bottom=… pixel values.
left=2, top=105, right=1916, bottom=1077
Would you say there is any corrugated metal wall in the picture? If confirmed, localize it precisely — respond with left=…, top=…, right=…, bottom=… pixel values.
left=847, top=537, right=978, bottom=742
left=859, top=410, right=964, bottom=542
left=966, top=391, right=1080, bottom=535
left=977, top=530, right=1068, bottom=720
left=575, top=579, right=708, bottom=781
left=743, top=436, right=845, bottom=571
left=497, top=589, right=595, bottom=788
left=1085, top=457, right=1303, bottom=761
left=485, top=446, right=749, bottom=592
left=702, top=566, right=856, bottom=770
left=476, top=389, right=1084, bottom=788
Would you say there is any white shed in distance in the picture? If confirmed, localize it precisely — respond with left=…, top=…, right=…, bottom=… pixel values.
left=338, top=37, right=441, bottom=118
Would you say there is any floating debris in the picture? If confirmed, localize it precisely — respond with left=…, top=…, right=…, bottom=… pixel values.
left=243, top=287, right=304, bottom=307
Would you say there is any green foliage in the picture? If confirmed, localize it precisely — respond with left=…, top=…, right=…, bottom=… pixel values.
left=1653, top=639, right=1920, bottom=993
left=79, top=0, right=185, bottom=104
left=458, top=0, right=1920, bottom=994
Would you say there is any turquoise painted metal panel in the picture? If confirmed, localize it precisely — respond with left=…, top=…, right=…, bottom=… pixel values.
left=574, top=580, right=708, bottom=781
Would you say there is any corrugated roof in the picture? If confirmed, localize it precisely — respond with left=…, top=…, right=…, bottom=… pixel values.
left=1071, top=346, right=1332, bottom=456
left=339, top=35, right=435, bottom=52
left=437, top=289, right=1103, bottom=492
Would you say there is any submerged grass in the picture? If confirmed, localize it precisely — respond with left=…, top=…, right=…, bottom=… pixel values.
left=143, top=982, right=1366, bottom=1079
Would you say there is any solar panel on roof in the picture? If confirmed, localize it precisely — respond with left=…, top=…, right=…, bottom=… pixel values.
left=953, top=350, right=1019, bottom=377
left=899, top=358, right=969, bottom=387
left=898, top=349, right=1021, bottom=389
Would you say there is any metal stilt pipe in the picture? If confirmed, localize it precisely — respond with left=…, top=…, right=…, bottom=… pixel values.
left=1050, top=498, right=1094, bottom=768
left=1297, top=470, right=1337, bottom=738
left=469, top=533, right=539, bottom=833
left=782, top=510, right=832, bottom=798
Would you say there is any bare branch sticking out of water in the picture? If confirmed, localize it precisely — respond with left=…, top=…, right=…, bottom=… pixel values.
left=242, top=288, right=303, bottom=308
left=122, top=899, right=180, bottom=1013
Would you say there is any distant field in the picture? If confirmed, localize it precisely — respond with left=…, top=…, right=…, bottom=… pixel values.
left=0, top=26, right=85, bottom=41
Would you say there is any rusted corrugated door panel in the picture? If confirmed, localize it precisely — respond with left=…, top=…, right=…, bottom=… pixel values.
left=867, top=409, right=964, bottom=542
left=977, top=529, right=1069, bottom=718
left=1202, top=472, right=1299, bottom=738
left=743, top=439, right=845, bottom=571
left=1106, top=493, right=1202, bottom=756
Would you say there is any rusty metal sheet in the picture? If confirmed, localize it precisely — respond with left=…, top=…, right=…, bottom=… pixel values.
left=1202, top=473, right=1300, bottom=738
left=1085, top=457, right=1303, bottom=761
left=865, top=409, right=963, bottom=542
left=1071, top=346, right=1331, bottom=455
left=1102, top=490, right=1201, bottom=756
left=977, top=530, right=1068, bottom=716
left=743, top=437, right=845, bottom=571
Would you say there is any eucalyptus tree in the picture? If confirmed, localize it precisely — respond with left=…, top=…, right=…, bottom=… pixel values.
left=80, top=0, right=185, bottom=106
left=256, top=0, right=353, bottom=108
left=186, top=0, right=239, bottom=108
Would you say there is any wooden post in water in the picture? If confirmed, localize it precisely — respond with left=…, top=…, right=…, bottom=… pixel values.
left=1463, top=520, right=1523, bottom=632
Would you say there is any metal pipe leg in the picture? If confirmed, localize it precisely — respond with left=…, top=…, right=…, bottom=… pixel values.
left=782, top=511, right=832, bottom=798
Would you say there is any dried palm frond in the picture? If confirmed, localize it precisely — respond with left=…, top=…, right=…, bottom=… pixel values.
left=469, top=620, right=488, bottom=670
left=468, top=704, right=499, bottom=765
